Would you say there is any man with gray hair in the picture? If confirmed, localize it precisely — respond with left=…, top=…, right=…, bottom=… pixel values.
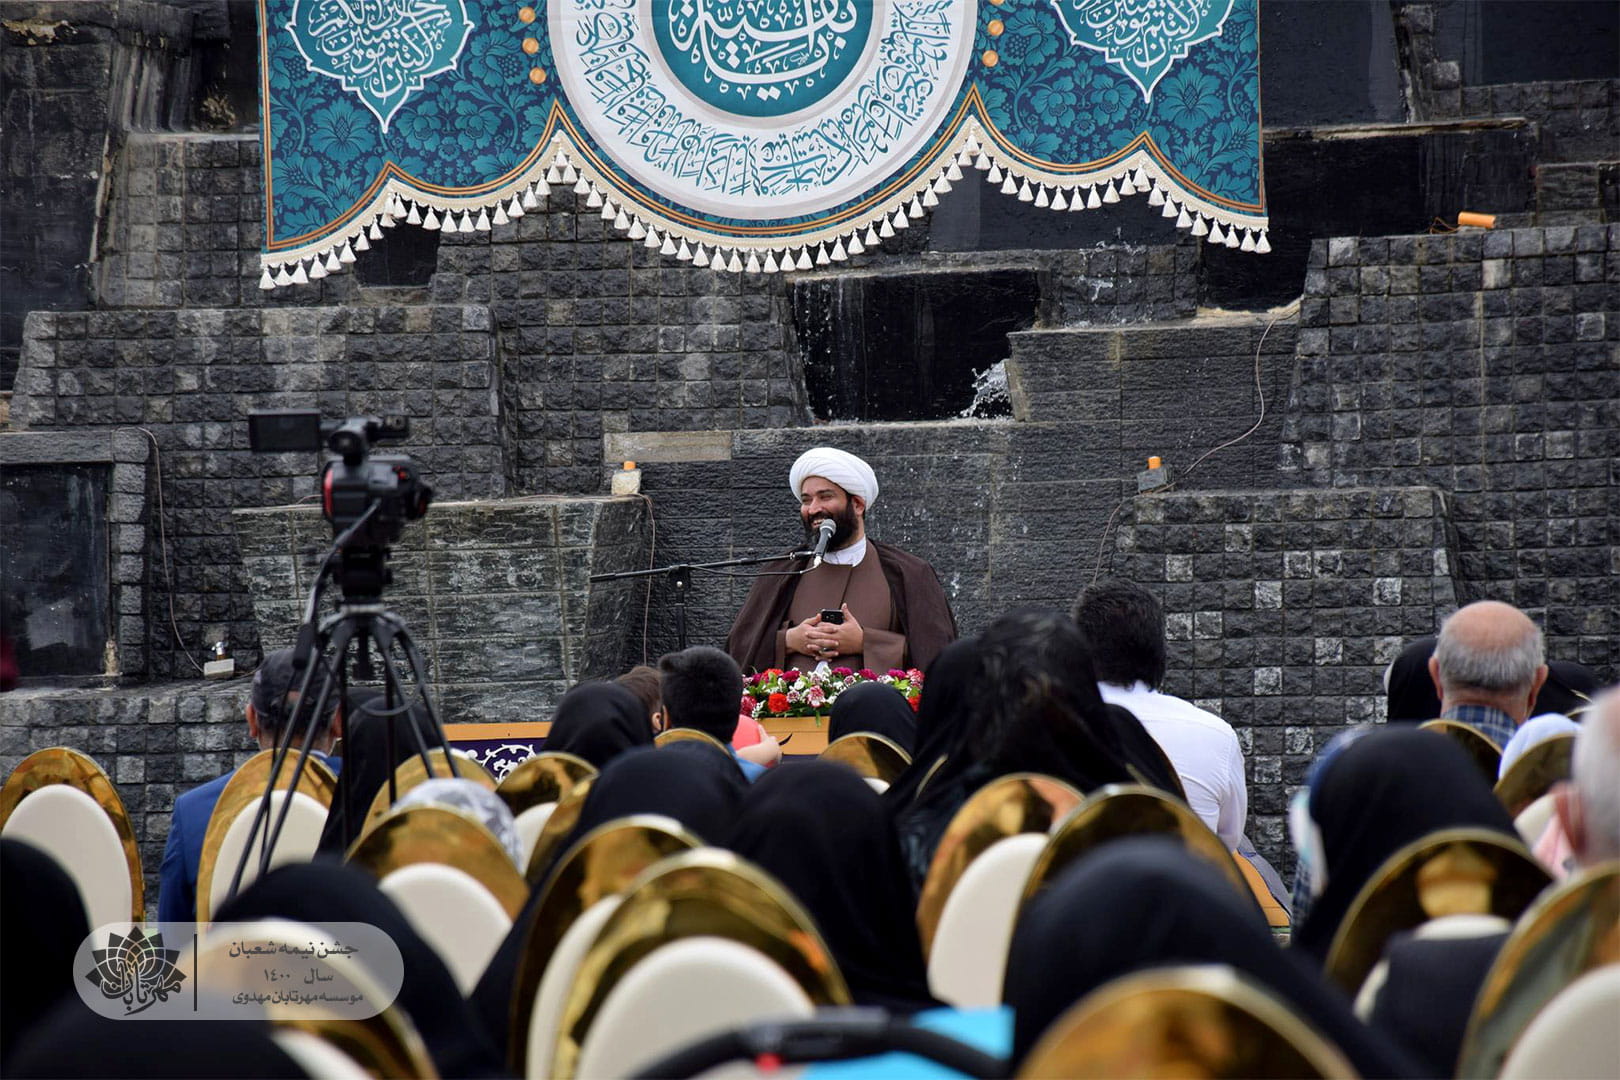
left=1543, top=688, right=1620, bottom=877
left=1427, top=600, right=1548, bottom=748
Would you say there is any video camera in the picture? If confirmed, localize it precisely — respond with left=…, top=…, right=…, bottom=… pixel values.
left=248, top=410, right=433, bottom=600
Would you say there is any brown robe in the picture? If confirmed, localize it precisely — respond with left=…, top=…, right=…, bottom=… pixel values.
left=726, top=539, right=957, bottom=674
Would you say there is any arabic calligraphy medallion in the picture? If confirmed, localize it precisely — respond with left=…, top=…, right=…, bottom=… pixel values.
left=654, top=0, right=873, bottom=118
left=286, top=0, right=476, bottom=131
left=553, top=0, right=977, bottom=218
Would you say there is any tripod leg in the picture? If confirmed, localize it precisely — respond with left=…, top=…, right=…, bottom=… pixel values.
left=374, top=614, right=460, bottom=779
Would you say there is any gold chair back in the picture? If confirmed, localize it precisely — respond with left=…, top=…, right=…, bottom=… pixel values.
left=915, top=773, right=1084, bottom=957
left=1016, top=965, right=1357, bottom=1079
left=524, top=776, right=595, bottom=885
left=1323, top=826, right=1553, bottom=994
left=346, top=805, right=528, bottom=920
left=1417, top=719, right=1504, bottom=784
left=1021, top=785, right=1250, bottom=908
left=507, top=814, right=701, bottom=1071
left=190, top=919, right=438, bottom=1079
left=0, top=747, right=144, bottom=921
left=820, top=732, right=912, bottom=784
left=1456, top=862, right=1620, bottom=1079
left=362, top=749, right=498, bottom=825
left=653, top=727, right=733, bottom=754
left=197, top=749, right=337, bottom=922
left=550, top=848, right=852, bottom=1079
left=1494, top=734, right=1576, bottom=817
left=494, top=752, right=595, bottom=816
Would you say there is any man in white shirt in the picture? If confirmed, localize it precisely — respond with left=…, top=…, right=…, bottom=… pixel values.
left=1073, top=579, right=1248, bottom=849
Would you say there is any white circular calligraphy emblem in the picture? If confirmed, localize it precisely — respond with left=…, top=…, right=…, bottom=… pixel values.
left=549, top=0, right=978, bottom=219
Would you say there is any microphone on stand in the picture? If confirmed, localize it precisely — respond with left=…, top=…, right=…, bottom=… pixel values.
left=807, top=518, right=836, bottom=568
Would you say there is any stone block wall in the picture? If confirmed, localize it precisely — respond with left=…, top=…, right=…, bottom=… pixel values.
left=232, top=495, right=649, bottom=723
left=8, top=303, right=504, bottom=675
left=1111, top=486, right=1461, bottom=871
left=0, top=679, right=257, bottom=917
left=1283, top=226, right=1618, bottom=675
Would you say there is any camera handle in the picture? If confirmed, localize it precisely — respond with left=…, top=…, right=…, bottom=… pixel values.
left=224, top=603, right=458, bottom=907
left=591, top=548, right=821, bottom=651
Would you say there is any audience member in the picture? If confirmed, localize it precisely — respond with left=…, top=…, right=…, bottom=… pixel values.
left=1072, top=579, right=1248, bottom=848
left=659, top=646, right=778, bottom=778
left=12, top=1014, right=305, bottom=1078
left=1002, top=837, right=1420, bottom=1077
left=472, top=741, right=747, bottom=1047
left=827, top=680, right=919, bottom=752
left=887, top=609, right=1144, bottom=887
left=159, top=647, right=340, bottom=922
left=212, top=862, right=505, bottom=1078
left=1429, top=600, right=1549, bottom=748
left=1290, top=726, right=1518, bottom=961
left=729, top=762, right=935, bottom=1012
left=1, top=838, right=90, bottom=1071
left=615, top=665, right=666, bottom=733
left=1384, top=636, right=1441, bottom=722
left=395, top=776, right=524, bottom=867
left=543, top=680, right=654, bottom=768
left=317, top=693, right=440, bottom=854
left=1545, top=686, right=1620, bottom=877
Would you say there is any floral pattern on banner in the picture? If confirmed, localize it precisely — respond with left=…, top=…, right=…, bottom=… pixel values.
left=259, top=0, right=1264, bottom=272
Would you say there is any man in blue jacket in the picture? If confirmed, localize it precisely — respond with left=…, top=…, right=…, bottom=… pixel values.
left=157, top=648, right=340, bottom=921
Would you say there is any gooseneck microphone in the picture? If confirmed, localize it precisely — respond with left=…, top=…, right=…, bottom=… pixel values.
left=808, top=518, right=836, bottom=568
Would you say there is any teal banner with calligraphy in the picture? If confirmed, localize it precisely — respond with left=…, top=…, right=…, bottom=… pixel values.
left=258, top=0, right=1268, bottom=285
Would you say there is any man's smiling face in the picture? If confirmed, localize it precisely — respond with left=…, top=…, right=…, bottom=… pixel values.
left=799, top=475, right=864, bottom=549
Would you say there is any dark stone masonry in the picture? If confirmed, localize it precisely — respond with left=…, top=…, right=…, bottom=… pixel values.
left=0, top=0, right=1615, bottom=909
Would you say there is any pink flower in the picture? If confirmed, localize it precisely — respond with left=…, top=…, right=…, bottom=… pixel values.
left=858, top=669, right=877, bottom=680
left=807, top=686, right=826, bottom=706
left=887, top=669, right=907, bottom=679
left=740, top=694, right=758, bottom=715
left=783, top=669, right=802, bottom=682
left=832, top=666, right=853, bottom=676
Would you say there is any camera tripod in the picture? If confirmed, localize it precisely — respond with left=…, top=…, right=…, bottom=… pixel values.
left=223, top=540, right=462, bottom=908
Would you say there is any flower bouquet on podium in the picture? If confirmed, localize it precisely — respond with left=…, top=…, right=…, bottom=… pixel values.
left=743, top=666, right=924, bottom=720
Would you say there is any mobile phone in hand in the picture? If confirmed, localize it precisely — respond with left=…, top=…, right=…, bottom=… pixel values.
left=819, top=608, right=845, bottom=624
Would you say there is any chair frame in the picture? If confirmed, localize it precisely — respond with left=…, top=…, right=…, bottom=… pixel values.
left=196, top=748, right=336, bottom=922
left=1417, top=719, right=1504, bottom=784
left=524, top=775, right=596, bottom=885
left=1016, top=965, right=1357, bottom=1079
left=346, top=804, right=529, bottom=919
left=362, top=748, right=498, bottom=826
left=915, top=773, right=1084, bottom=957
left=549, top=848, right=851, bottom=1079
left=507, top=813, right=701, bottom=1071
left=0, top=747, right=144, bottom=921
left=1019, top=784, right=1250, bottom=909
left=1323, top=825, right=1553, bottom=995
left=1455, top=861, right=1620, bottom=1079
left=819, top=732, right=912, bottom=784
left=494, top=751, right=595, bottom=817
left=1493, top=733, right=1576, bottom=817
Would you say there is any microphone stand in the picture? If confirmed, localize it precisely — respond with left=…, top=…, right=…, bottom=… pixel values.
left=590, top=549, right=821, bottom=651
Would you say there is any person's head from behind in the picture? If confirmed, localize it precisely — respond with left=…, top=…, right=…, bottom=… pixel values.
left=658, top=646, right=744, bottom=744
left=616, top=664, right=665, bottom=734
left=1555, top=687, right=1620, bottom=868
left=1429, top=601, right=1548, bottom=723
left=970, top=608, right=1116, bottom=766
left=247, top=647, right=339, bottom=753
left=1071, top=578, right=1167, bottom=690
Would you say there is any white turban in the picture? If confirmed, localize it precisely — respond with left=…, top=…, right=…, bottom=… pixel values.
left=789, top=447, right=878, bottom=507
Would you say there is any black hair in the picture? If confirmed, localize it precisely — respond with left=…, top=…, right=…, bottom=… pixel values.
left=1071, top=578, right=1167, bottom=690
left=658, top=646, right=744, bottom=743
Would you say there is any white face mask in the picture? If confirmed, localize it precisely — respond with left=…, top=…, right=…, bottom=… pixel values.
left=1289, top=787, right=1327, bottom=899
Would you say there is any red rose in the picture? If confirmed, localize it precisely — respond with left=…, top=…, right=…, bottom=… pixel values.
left=908, top=694, right=921, bottom=712
left=858, top=669, right=877, bottom=680
left=887, top=669, right=907, bottom=679
left=783, top=669, right=802, bottom=682
left=767, top=693, right=790, bottom=714
left=740, top=694, right=758, bottom=715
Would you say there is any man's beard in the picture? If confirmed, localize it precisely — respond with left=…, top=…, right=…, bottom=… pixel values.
left=803, top=501, right=860, bottom=550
